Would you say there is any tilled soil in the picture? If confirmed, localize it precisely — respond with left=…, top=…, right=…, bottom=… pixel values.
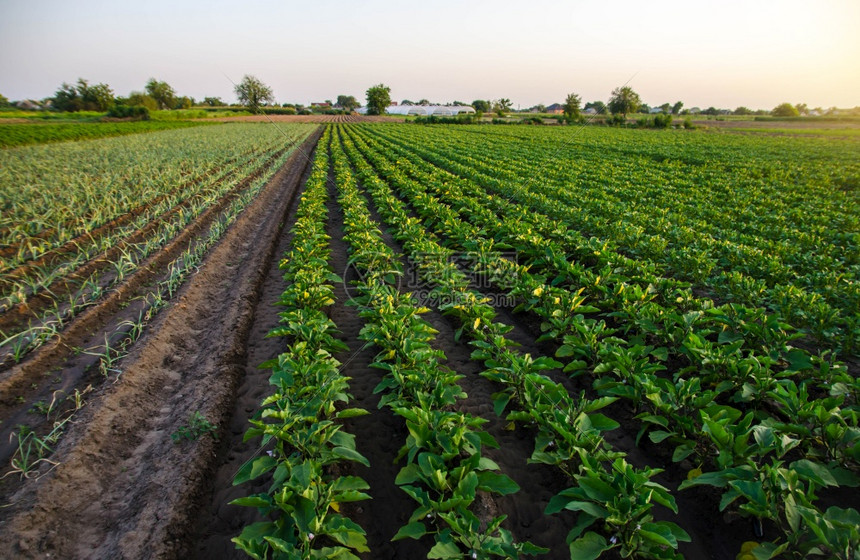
left=215, top=115, right=395, bottom=124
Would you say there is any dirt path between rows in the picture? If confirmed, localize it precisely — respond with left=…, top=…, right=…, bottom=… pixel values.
left=0, top=128, right=323, bottom=559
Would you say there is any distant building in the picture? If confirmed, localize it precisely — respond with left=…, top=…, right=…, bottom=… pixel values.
left=15, top=99, right=42, bottom=110
left=545, top=103, right=564, bottom=114
left=356, top=105, right=476, bottom=116
left=310, top=102, right=331, bottom=108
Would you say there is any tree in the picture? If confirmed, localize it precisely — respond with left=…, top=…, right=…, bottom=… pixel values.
left=772, top=102, right=799, bottom=117
left=53, top=83, right=80, bottom=111
left=203, top=96, right=225, bottom=107
left=401, top=99, right=414, bottom=106
left=733, top=106, right=753, bottom=115
left=585, top=101, right=606, bottom=114
left=84, top=81, right=115, bottom=111
left=0, top=93, right=9, bottom=107
left=235, top=75, right=274, bottom=112
left=640, top=104, right=651, bottom=114
left=671, top=101, right=684, bottom=115
left=472, top=100, right=490, bottom=112
left=124, top=92, right=158, bottom=111
left=608, top=86, right=641, bottom=118
left=794, top=103, right=808, bottom=116
left=492, top=98, right=512, bottom=116
left=562, top=93, right=582, bottom=123
left=365, top=83, right=391, bottom=115
left=174, top=96, right=193, bottom=110
left=417, top=99, right=430, bottom=106
left=53, top=78, right=114, bottom=112
left=145, top=78, right=176, bottom=110
left=336, top=95, right=360, bottom=111
left=660, top=103, right=672, bottom=114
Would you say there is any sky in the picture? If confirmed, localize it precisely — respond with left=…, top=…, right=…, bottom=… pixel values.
left=1, top=0, right=858, bottom=110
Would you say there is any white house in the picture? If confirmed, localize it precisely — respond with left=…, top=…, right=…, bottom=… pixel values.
left=357, top=105, right=476, bottom=116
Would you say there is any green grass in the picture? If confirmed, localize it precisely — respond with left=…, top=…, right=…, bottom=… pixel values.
left=150, top=109, right=254, bottom=120
left=0, top=109, right=106, bottom=121
left=0, top=120, right=216, bottom=148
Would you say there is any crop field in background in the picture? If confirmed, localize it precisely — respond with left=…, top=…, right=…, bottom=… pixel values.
left=0, top=120, right=857, bottom=560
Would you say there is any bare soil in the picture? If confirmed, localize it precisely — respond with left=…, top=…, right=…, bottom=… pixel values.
left=214, top=114, right=398, bottom=124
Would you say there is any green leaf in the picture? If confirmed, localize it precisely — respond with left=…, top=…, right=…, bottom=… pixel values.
left=335, top=408, right=370, bottom=419
left=730, top=479, right=767, bottom=506
left=392, top=521, right=427, bottom=541
left=718, top=331, right=744, bottom=345
left=291, top=495, right=315, bottom=533
left=672, top=442, right=696, bottom=463
left=427, top=540, right=462, bottom=559
left=790, top=459, right=838, bottom=487
left=565, top=513, right=597, bottom=542
left=678, top=470, right=730, bottom=490
left=563, top=360, right=588, bottom=373
left=751, top=541, right=789, bottom=559
left=331, top=475, right=371, bottom=493
left=477, top=471, right=520, bottom=495
left=310, top=547, right=360, bottom=559
left=233, top=455, right=277, bottom=485
left=568, top=532, right=610, bottom=560
left=577, top=476, right=615, bottom=502
left=493, top=392, right=512, bottom=417
left=649, top=430, right=673, bottom=443
left=229, top=494, right=272, bottom=510
left=562, top=500, right=609, bottom=519
left=332, top=446, right=370, bottom=467
left=322, top=516, right=370, bottom=552
left=263, top=536, right=295, bottom=554
left=784, top=350, right=813, bottom=372
left=638, top=529, right=673, bottom=548
left=587, top=413, right=619, bottom=432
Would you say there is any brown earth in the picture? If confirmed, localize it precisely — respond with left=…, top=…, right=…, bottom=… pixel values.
left=213, top=114, right=398, bottom=124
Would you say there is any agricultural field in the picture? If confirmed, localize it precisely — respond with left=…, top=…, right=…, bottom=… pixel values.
left=0, top=121, right=857, bottom=560
left=0, top=120, right=215, bottom=148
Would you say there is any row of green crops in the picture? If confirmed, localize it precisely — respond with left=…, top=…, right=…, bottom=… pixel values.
left=0, top=120, right=214, bottom=148
left=1, top=123, right=314, bottom=262
left=362, top=124, right=859, bottom=355
left=0, top=123, right=314, bottom=364
left=5, top=126, right=316, bottom=481
left=329, top=128, right=544, bottom=558
left=334, top=125, right=691, bottom=558
left=231, top=128, right=373, bottom=559
left=333, top=124, right=859, bottom=559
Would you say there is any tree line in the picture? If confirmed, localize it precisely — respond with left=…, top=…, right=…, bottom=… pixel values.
left=2, top=78, right=852, bottom=120
left=2, top=75, right=362, bottom=116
